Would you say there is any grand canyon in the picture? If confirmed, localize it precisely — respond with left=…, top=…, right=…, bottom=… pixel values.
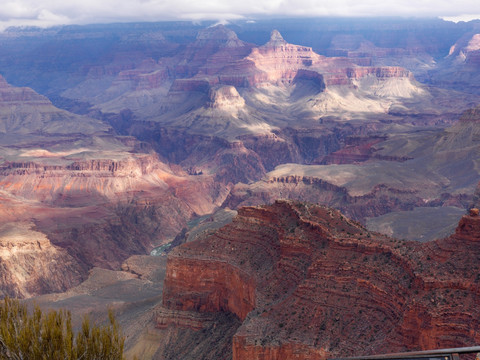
left=0, top=16, right=480, bottom=359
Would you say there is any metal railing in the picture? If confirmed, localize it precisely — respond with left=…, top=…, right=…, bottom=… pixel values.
left=332, top=346, right=480, bottom=360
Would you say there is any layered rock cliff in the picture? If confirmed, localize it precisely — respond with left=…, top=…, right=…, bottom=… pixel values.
left=159, top=200, right=480, bottom=359
left=0, top=76, right=234, bottom=298
left=246, top=30, right=413, bottom=88
left=60, top=25, right=440, bottom=140
left=0, top=151, right=230, bottom=288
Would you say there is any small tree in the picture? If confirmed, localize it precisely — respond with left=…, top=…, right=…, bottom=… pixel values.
left=0, top=297, right=125, bottom=360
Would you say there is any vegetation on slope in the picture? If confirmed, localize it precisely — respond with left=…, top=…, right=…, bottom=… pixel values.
left=0, top=297, right=124, bottom=360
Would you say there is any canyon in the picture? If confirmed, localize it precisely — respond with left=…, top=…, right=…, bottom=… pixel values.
left=0, top=74, right=229, bottom=297
left=0, top=17, right=479, bottom=359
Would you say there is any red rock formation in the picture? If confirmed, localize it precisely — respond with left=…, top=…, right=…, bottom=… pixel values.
left=163, top=257, right=255, bottom=320
left=160, top=200, right=480, bottom=359
left=245, top=30, right=412, bottom=88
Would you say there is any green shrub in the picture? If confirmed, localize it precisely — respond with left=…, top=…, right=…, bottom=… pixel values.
left=0, top=297, right=124, bottom=360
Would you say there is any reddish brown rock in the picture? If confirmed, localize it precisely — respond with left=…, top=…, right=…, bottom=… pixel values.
left=0, top=152, right=230, bottom=281
left=244, top=30, right=412, bottom=88
left=161, top=200, right=480, bottom=359
left=163, top=257, right=255, bottom=320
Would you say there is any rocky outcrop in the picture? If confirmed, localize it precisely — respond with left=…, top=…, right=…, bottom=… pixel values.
left=0, top=222, right=83, bottom=298
left=0, top=78, right=50, bottom=104
left=163, top=257, right=255, bottom=320
left=207, top=85, right=245, bottom=110
left=245, top=30, right=413, bottom=88
left=160, top=200, right=480, bottom=359
left=225, top=175, right=429, bottom=223
left=174, top=25, right=254, bottom=79
left=453, top=212, right=480, bottom=242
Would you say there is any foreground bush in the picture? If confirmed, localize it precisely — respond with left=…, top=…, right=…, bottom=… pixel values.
left=0, top=297, right=124, bottom=360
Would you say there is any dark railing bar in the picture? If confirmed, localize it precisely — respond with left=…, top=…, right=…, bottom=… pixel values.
left=331, top=346, right=480, bottom=360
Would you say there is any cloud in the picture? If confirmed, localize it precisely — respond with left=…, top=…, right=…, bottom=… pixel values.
left=0, top=0, right=480, bottom=31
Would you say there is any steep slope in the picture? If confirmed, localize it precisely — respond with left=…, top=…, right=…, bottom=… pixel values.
left=0, top=76, right=230, bottom=297
left=430, top=32, right=480, bottom=94
left=0, top=75, right=109, bottom=143
left=61, top=26, right=452, bottom=140
left=159, top=200, right=480, bottom=359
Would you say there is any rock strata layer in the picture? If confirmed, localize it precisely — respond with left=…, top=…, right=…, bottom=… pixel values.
left=161, top=200, right=480, bottom=359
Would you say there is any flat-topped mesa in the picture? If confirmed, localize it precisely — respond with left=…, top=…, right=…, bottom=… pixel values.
left=0, top=222, right=83, bottom=298
left=206, top=85, right=246, bottom=110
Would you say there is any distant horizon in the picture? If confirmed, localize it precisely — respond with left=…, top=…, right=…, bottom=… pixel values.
left=0, top=0, right=479, bottom=32
left=0, top=14, right=479, bottom=34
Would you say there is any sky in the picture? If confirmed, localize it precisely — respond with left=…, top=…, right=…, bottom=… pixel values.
left=0, top=0, right=479, bottom=31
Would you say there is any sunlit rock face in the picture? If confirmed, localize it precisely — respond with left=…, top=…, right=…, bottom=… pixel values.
left=58, top=26, right=431, bottom=141
left=0, top=221, right=83, bottom=298
left=0, top=76, right=232, bottom=298
left=160, top=200, right=480, bottom=359
left=448, top=33, right=480, bottom=65
left=431, top=32, right=480, bottom=94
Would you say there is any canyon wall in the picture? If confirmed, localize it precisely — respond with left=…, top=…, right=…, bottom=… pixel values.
left=159, top=200, right=480, bottom=359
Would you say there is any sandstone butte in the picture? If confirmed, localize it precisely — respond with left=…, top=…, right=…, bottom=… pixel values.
left=160, top=200, right=480, bottom=359
left=169, top=26, right=413, bottom=93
